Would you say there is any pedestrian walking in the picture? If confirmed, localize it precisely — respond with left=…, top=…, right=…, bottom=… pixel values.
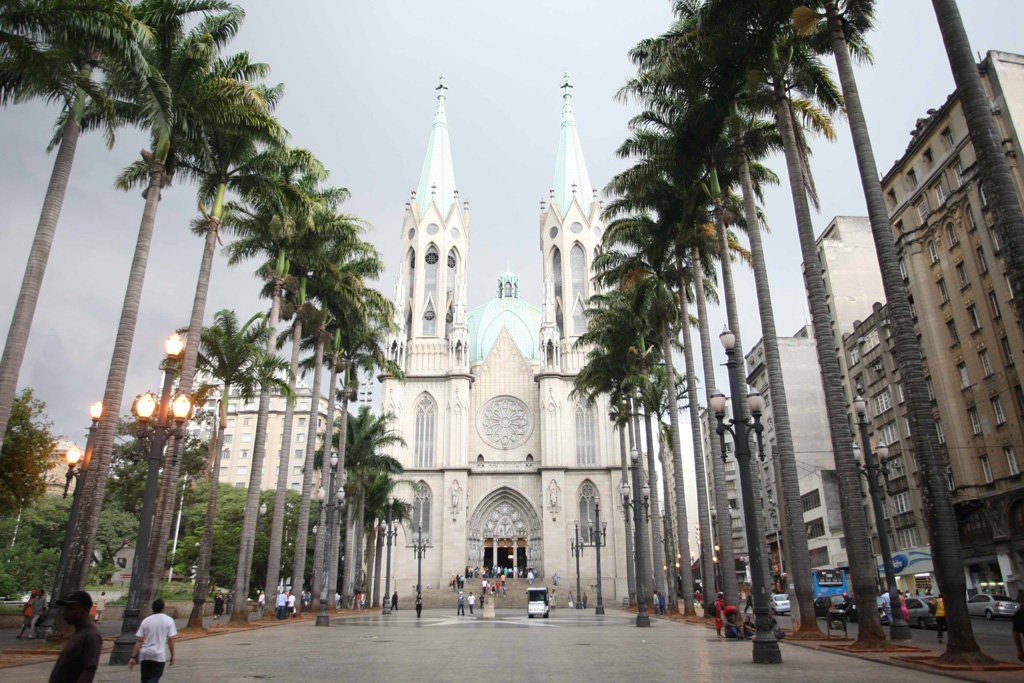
left=129, top=598, right=176, bottom=682
left=17, top=591, right=35, bottom=638
left=582, top=592, right=588, bottom=609
left=714, top=592, right=726, bottom=637
left=457, top=591, right=466, bottom=616
left=744, top=590, right=753, bottom=614
left=213, top=593, right=224, bottom=622
left=275, top=591, right=287, bottom=620
left=391, top=591, right=398, bottom=611
left=48, top=591, right=101, bottom=683
left=468, top=591, right=476, bottom=615
left=568, top=592, right=574, bottom=608
left=287, top=591, right=296, bottom=617
left=658, top=590, right=667, bottom=615
left=415, top=594, right=422, bottom=618
left=527, top=570, right=534, bottom=585
left=32, top=590, right=48, bottom=630
left=552, top=572, right=559, bottom=586
left=256, top=591, right=266, bottom=618
left=94, top=592, right=106, bottom=624
left=932, top=594, right=947, bottom=643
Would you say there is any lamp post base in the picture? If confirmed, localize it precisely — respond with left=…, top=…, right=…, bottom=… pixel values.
left=595, top=604, right=605, bottom=615
left=315, top=599, right=330, bottom=627
left=890, top=618, right=912, bottom=641
left=751, top=635, right=783, bottom=664
left=635, top=603, right=651, bottom=627
left=109, top=630, right=138, bottom=665
left=382, top=605, right=391, bottom=615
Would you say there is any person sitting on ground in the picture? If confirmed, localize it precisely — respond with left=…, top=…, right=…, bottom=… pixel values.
left=769, top=616, right=786, bottom=639
left=723, top=613, right=743, bottom=639
left=742, top=614, right=756, bottom=638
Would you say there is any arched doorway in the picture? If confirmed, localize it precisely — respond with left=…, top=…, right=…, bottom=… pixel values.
left=467, top=487, right=543, bottom=577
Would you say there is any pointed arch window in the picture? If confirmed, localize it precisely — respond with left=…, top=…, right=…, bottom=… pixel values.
left=414, top=395, right=436, bottom=467
left=424, top=245, right=440, bottom=310
left=578, top=480, right=598, bottom=543
left=422, top=299, right=437, bottom=336
left=570, top=244, right=587, bottom=334
left=447, top=248, right=458, bottom=299
left=551, top=247, right=563, bottom=336
left=407, top=248, right=416, bottom=299
left=575, top=399, right=596, bottom=466
left=413, top=481, right=432, bottom=542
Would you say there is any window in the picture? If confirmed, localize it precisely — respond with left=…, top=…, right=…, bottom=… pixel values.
left=955, top=159, right=966, bottom=186
left=801, top=489, right=822, bottom=512
left=227, top=418, right=236, bottom=428
left=223, top=433, right=233, bottom=444
left=414, top=394, right=436, bottom=468
left=928, top=241, right=940, bottom=263
left=221, top=448, right=230, bottom=461
left=956, top=262, right=969, bottom=288
left=980, top=349, right=994, bottom=377
left=958, top=362, right=970, bottom=389
left=992, top=228, right=1002, bottom=252
left=298, top=417, right=306, bottom=427
left=936, top=183, right=947, bottom=204
left=979, top=184, right=989, bottom=207
left=879, top=422, right=898, bottom=446
left=917, top=199, right=929, bottom=223
left=806, top=518, right=825, bottom=539
left=808, top=547, right=830, bottom=567
left=1006, top=446, right=1020, bottom=476
left=947, top=320, right=960, bottom=346
left=1003, top=336, right=1015, bottom=365
left=237, top=466, right=249, bottom=475
left=887, top=189, right=897, bottom=208
left=935, top=419, right=945, bottom=445
left=945, top=223, right=958, bottom=246
left=907, top=168, right=918, bottom=187
left=874, top=389, right=892, bottom=414
left=990, top=290, right=1002, bottom=318
left=574, top=399, right=597, bottom=465
left=240, top=449, right=249, bottom=459
left=896, top=526, right=922, bottom=549
left=294, top=448, right=303, bottom=460
left=968, top=305, right=982, bottom=332
left=296, top=433, right=305, bottom=443
left=937, top=278, right=949, bottom=303
left=850, top=346, right=861, bottom=365
left=981, top=455, right=993, bottom=483
left=570, top=244, right=587, bottom=335
left=976, top=246, right=988, bottom=273
left=578, top=481, right=598, bottom=539
left=292, top=465, right=302, bottom=475
left=926, top=377, right=936, bottom=401
left=943, top=127, right=954, bottom=149
left=923, top=147, right=933, bottom=164
left=992, top=396, right=1006, bottom=425
left=412, top=481, right=431, bottom=542
left=969, top=408, right=982, bottom=435
left=887, top=454, right=906, bottom=480
left=892, top=491, right=912, bottom=514
left=898, top=258, right=908, bottom=281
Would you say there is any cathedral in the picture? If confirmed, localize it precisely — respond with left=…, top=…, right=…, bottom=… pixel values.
left=382, top=77, right=629, bottom=602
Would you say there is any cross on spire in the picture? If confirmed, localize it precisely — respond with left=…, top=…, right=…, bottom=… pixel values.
left=561, top=72, right=573, bottom=97
left=436, top=74, right=448, bottom=98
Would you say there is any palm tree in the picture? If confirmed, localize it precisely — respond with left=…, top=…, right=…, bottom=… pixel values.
left=789, top=0, right=988, bottom=656
left=0, top=0, right=146, bottom=461
left=186, top=309, right=287, bottom=628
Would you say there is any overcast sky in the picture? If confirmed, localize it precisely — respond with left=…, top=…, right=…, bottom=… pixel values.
left=3, top=1, right=1024, bottom=543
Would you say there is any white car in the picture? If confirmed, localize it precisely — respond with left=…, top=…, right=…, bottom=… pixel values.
left=770, top=593, right=790, bottom=615
left=966, top=594, right=1020, bottom=620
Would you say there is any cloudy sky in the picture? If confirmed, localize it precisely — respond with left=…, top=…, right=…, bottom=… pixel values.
left=3, top=1, right=1024, bottom=537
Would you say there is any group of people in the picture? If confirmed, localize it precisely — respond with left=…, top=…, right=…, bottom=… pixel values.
left=456, top=590, right=477, bottom=615
left=713, top=592, right=785, bottom=641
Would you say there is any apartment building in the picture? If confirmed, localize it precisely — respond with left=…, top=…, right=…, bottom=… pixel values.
left=879, top=50, right=1024, bottom=597
left=746, top=326, right=847, bottom=575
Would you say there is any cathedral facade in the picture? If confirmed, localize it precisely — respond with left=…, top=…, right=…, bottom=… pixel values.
left=381, top=79, right=629, bottom=602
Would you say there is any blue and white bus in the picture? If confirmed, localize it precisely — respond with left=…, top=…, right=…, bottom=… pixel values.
left=812, top=568, right=848, bottom=597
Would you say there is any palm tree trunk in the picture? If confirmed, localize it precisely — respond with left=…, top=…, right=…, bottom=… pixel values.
left=142, top=206, right=225, bottom=615
left=335, top=368, right=358, bottom=608
left=371, top=522, right=384, bottom=606
left=772, top=78, right=884, bottom=646
left=666, top=303, right=711, bottom=616
left=642, top=408, right=668, bottom=603
left=188, top=397, right=227, bottom=628
left=290, top=326, right=325, bottom=603
left=362, top=521, right=375, bottom=605
left=311, top=501, right=326, bottom=601
left=825, top=2, right=986, bottom=657
left=931, top=1, right=1024, bottom=314
left=65, top=154, right=167, bottom=595
left=0, top=115, right=82, bottom=459
left=230, top=281, right=282, bottom=625
left=264, top=320, right=302, bottom=614
left=690, top=249, right=739, bottom=606
left=736, top=147, right=820, bottom=635
left=617, top=421, right=637, bottom=604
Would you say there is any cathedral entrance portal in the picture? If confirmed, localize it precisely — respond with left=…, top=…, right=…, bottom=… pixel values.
left=467, top=487, right=543, bottom=577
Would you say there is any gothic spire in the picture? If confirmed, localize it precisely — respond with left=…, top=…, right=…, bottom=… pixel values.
left=416, top=76, right=458, bottom=216
left=552, top=73, right=594, bottom=218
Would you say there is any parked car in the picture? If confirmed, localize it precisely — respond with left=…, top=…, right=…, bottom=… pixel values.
left=966, top=594, right=1020, bottom=620
left=846, top=596, right=890, bottom=624
left=813, top=595, right=847, bottom=618
left=770, top=593, right=790, bottom=615
left=904, top=596, right=936, bottom=629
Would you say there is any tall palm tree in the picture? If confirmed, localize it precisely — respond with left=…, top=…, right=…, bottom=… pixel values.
left=0, top=0, right=146, bottom=461
left=790, top=0, right=988, bottom=656
left=186, top=309, right=287, bottom=628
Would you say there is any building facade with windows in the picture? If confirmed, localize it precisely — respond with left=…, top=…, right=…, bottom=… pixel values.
left=379, top=80, right=629, bottom=599
left=878, top=50, right=1024, bottom=597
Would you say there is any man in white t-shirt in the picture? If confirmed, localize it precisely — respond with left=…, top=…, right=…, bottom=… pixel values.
left=129, top=598, right=176, bottom=681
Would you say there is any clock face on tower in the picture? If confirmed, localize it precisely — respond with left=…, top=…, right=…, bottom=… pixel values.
left=479, top=396, right=533, bottom=449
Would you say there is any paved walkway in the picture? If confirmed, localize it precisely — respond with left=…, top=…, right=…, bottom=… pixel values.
left=3, top=608, right=996, bottom=682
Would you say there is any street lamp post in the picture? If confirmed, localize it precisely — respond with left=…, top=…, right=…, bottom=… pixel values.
left=413, top=524, right=427, bottom=617
left=621, top=449, right=651, bottom=627
left=854, top=396, right=912, bottom=641
left=381, top=504, right=397, bottom=614
left=713, top=545, right=721, bottom=595
left=710, top=328, right=781, bottom=665
left=316, top=452, right=344, bottom=627
left=591, top=501, right=607, bottom=615
left=111, top=334, right=190, bottom=665
left=571, top=522, right=584, bottom=609
left=35, top=402, right=103, bottom=639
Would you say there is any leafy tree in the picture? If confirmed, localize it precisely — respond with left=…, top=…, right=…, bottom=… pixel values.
left=0, top=388, right=56, bottom=514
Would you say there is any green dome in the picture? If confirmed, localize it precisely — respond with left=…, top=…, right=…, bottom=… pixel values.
left=467, top=277, right=541, bottom=363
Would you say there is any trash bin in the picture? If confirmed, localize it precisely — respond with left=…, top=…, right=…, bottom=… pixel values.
left=827, top=607, right=847, bottom=632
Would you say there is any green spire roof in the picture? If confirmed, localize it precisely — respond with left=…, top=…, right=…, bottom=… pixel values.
left=552, top=73, right=593, bottom=218
left=416, top=76, right=458, bottom=216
